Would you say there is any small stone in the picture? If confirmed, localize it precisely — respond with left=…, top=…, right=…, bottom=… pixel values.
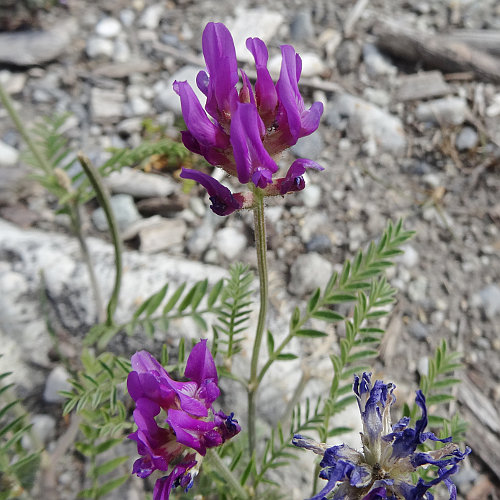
left=298, top=53, right=326, bottom=78
left=456, top=126, right=478, bottom=151
left=306, top=234, right=331, bottom=253
left=113, top=38, right=131, bottom=63
left=117, top=117, right=143, bottom=135
left=335, top=40, right=361, bottom=75
left=300, top=184, right=322, bottom=209
left=290, top=9, right=314, bottom=42
left=187, top=223, right=215, bottom=255
left=86, top=36, right=114, bottom=59
left=189, top=197, right=206, bottom=218
left=0, top=19, right=77, bottom=65
left=478, top=284, right=500, bottom=319
left=408, top=276, right=429, bottom=303
left=0, top=140, right=19, bottom=166
left=43, top=366, right=72, bottom=403
left=0, top=70, right=27, bottom=94
left=226, top=8, right=283, bottom=62
left=215, top=227, right=247, bottom=260
left=326, top=93, right=406, bottom=156
left=409, top=321, right=429, bottom=340
left=105, top=167, right=176, bottom=198
left=92, top=194, right=141, bottom=231
left=398, top=245, right=419, bottom=268
left=95, top=17, right=122, bottom=38
left=90, top=87, right=125, bottom=122
left=134, top=217, right=187, bottom=253
left=289, top=253, right=334, bottom=296
left=138, top=4, right=164, bottom=30
left=22, top=414, right=56, bottom=449
left=291, top=132, right=324, bottom=160
left=415, top=97, right=468, bottom=126
left=363, top=43, right=397, bottom=77
left=119, top=9, right=135, bottom=27
left=128, top=96, right=150, bottom=116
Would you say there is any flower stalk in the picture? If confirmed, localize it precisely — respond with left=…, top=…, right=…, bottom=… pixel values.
left=248, top=189, right=269, bottom=455
left=206, top=449, right=250, bottom=500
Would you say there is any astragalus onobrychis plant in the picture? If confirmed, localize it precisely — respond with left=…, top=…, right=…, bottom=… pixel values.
left=0, top=20, right=470, bottom=500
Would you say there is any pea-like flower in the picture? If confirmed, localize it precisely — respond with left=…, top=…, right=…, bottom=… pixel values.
left=293, top=373, right=470, bottom=500
left=175, top=22, right=324, bottom=215
left=127, top=339, right=240, bottom=500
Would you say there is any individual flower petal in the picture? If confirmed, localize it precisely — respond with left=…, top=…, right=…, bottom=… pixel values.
left=202, top=22, right=239, bottom=121
left=180, top=168, right=243, bottom=216
left=246, top=37, right=277, bottom=119
left=278, top=158, right=323, bottom=194
left=185, top=339, right=217, bottom=386
left=167, top=409, right=221, bottom=455
left=230, top=103, right=278, bottom=187
left=239, top=70, right=256, bottom=106
left=173, top=80, right=229, bottom=149
left=276, top=45, right=323, bottom=145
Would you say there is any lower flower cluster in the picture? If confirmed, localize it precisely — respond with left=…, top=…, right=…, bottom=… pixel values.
left=293, top=373, right=470, bottom=500
left=127, top=340, right=240, bottom=500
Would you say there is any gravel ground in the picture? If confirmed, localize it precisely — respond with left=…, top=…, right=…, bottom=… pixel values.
left=0, top=0, right=499, bottom=499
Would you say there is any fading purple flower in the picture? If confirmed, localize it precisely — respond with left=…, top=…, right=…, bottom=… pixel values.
left=180, top=168, right=245, bottom=216
left=293, top=373, right=470, bottom=500
left=127, top=340, right=241, bottom=500
left=175, top=22, right=324, bottom=214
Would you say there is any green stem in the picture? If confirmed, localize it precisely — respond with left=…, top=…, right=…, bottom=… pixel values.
left=0, top=81, right=52, bottom=175
left=206, top=449, right=250, bottom=500
left=247, top=191, right=268, bottom=456
left=78, top=154, right=122, bottom=328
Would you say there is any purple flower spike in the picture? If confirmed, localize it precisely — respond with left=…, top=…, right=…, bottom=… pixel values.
left=293, top=372, right=470, bottom=500
left=202, top=22, right=239, bottom=122
left=127, top=340, right=241, bottom=500
left=174, top=22, right=325, bottom=214
left=180, top=168, right=243, bottom=216
left=279, top=158, right=324, bottom=195
left=230, top=103, right=278, bottom=187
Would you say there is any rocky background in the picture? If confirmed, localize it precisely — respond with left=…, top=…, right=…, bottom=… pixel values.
left=0, top=0, right=499, bottom=499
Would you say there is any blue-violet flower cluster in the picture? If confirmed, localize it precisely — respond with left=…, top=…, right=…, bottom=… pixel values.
left=293, top=373, right=470, bottom=500
left=174, top=22, right=324, bottom=215
left=127, top=339, right=240, bottom=500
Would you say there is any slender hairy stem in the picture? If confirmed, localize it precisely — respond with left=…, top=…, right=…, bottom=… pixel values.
left=0, top=81, right=52, bottom=175
left=206, top=449, right=250, bottom=500
left=247, top=191, right=268, bottom=456
left=78, top=154, right=122, bottom=327
left=69, top=204, right=105, bottom=323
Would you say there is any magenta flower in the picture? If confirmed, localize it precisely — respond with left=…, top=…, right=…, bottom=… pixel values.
left=127, top=340, right=240, bottom=500
left=174, top=22, right=324, bottom=215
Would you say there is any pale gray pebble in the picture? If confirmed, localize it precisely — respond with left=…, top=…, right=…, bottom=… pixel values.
left=478, top=284, right=500, bottom=319
left=0, top=140, right=19, bottom=166
left=86, top=36, right=114, bottom=59
left=138, top=4, right=165, bottom=30
left=289, top=252, right=334, bottom=295
left=415, top=97, right=468, bottom=126
left=397, top=245, right=419, bottom=268
left=43, top=366, right=72, bottom=403
left=335, top=40, right=361, bottom=75
left=306, top=234, right=331, bottom=253
left=409, top=321, right=429, bottom=340
left=119, top=9, right=135, bottom=28
left=95, top=17, right=122, bottom=38
left=105, top=168, right=176, bottom=198
left=187, top=223, right=215, bottom=255
left=290, top=9, right=314, bottom=42
left=456, top=126, right=478, bottom=151
left=291, top=132, right=325, bottom=161
left=21, top=414, right=56, bottom=449
left=215, top=227, right=247, bottom=260
left=92, top=194, right=142, bottom=231
left=363, top=43, right=397, bottom=77
left=299, top=183, right=322, bottom=209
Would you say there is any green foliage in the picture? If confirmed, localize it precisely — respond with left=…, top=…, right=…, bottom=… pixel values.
left=404, top=339, right=466, bottom=440
left=84, top=277, right=226, bottom=349
left=0, top=362, right=41, bottom=499
left=62, top=350, right=132, bottom=437
left=213, top=263, right=254, bottom=361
